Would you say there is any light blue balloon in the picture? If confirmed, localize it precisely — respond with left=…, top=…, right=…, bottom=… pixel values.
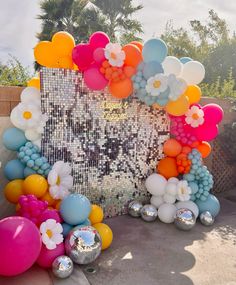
left=4, top=159, right=25, bottom=180
left=189, top=182, right=198, bottom=194
left=2, top=128, right=27, bottom=151
left=142, top=39, right=168, bottom=63
left=195, top=194, right=220, bottom=217
left=180, top=57, right=192, bottom=64
left=143, top=61, right=164, bottom=79
left=24, top=167, right=36, bottom=178
left=156, top=97, right=169, bottom=106
left=62, top=223, right=73, bottom=238
left=74, top=218, right=91, bottom=230
left=60, top=194, right=91, bottom=225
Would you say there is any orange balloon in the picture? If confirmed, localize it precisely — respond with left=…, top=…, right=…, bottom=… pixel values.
left=52, top=31, right=75, bottom=57
left=184, top=85, right=202, bottom=104
left=165, top=94, right=189, bottom=116
left=152, top=103, right=164, bottom=110
left=34, top=41, right=59, bottom=67
left=130, top=41, right=143, bottom=52
left=157, top=157, right=178, bottom=179
left=122, top=44, right=142, bottom=67
left=41, top=191, right=56, bottom=206
left=163, top=139, right=182, bottom=157
left=57, top=56, right=74, bottom=69
left=197, top=141, right=211, bottom=158
left=27, top=77, right=40, bottom=90
left=109, top=78, right=133, bottom=99
left=123, top=66, right=136, bottom=77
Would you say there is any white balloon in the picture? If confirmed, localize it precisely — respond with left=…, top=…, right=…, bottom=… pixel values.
left=165, top=183, right=177, bottom=196
left=158, top=203, right=177, bottom=223
left=162, top=56, right=183, bottom=76
left=163, top=193, right=176, bottom=204
left=168, top=177, right=179, bottom=185
left=10, top=107, right=25, bottom=129
left=25, top=128, right=40, bottom=141
left=150, top=196, right=164, bottom=209
left=181, top=61, right=205, bottom=85
left=21, top=87, right=40, bottom=104
left=175, top=201, right=199, bottom=218
left=32, top=139, right=41, bottom=149
left=145, top=173, right=167, bottom=196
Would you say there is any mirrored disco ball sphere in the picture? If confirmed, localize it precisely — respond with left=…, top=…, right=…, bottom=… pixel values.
left=52, top=255, right=74, bottom=279
left=128, top=201, right=143, bottom=217
left=174, top=208, right=196, bottom=231
left=200, top=211, right=215, bottom=226
left=140, top=204, right=158, bottom=222
left=65, top=226, right=102, bottom=265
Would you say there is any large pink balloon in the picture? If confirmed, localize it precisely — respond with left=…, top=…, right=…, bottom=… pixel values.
left=194, top=123, right=219, bottom=141
left=37, top=243, right=65, bottom=268
left=84, top=65, right=108, bottom=90
left=89, top=31, right=110, bottom=51
left=203, top=104, right=224, bottom=124
left=0, top=216, right=42, bottom=276
left=72, top=43, right=94, bottom=71
left=93, top=47, right=106, bottom=65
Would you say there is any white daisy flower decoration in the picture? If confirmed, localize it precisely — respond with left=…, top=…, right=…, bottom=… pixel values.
left=104, top=43, right=125, bottom=67
left=48, top=161, right=73, bottom=200
left=176, top=180, right=192, bottom=202
left=146, top=74, right=168, bottom=96
left=185, top=105, right=205, bottom=128
left=40, top=219, right=63, bottom=250
left=168, top=74, right=187, bottom=101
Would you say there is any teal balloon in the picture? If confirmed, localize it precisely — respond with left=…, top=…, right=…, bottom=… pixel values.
left=24, top=167, right=36, bottom=178
left=77, top=218, right=91, bottom=227
left=2, top=128, right=27, bottom=151
left=4, top=159, right=25, bottom=180
left=142, top=39, right=168, bottom=63
left=156, top=97, right=169, bottom=106
left=180, top=57, right=192, bottom=64
left=60, top=194, right=91, bottom=225
left=143, top=61, right=164, bottom=79
left=195, top=194, right=220, bottom=217
left=62, top=223, right=73, bottom=238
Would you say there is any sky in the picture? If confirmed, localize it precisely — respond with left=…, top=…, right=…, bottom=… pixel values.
left=0, top=0, right=236, bottom=71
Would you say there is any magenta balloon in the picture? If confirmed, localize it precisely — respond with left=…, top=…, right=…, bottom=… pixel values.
left=194, top=123, right=219, bottom=141
left=0, top=216, right=42, bottom=276
left=203, top=104, right=224, bottom=124
left=93, top=47, right=106, bottom=65
left=72, top=43, right=94, bottom=71
left=39, top=209, right=62, bottom=224
left=89, top=31, right=110, bottom=50
left=84, top=65, right=108, bottom=90
left=37, top=243, right=65, bottom=268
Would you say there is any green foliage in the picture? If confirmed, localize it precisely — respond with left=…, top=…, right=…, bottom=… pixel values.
left=0, top=56, right=32, bottom=87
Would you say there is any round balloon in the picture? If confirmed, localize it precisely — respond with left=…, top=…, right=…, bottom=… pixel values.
left=84, top=65, right=108, bottom=90
left=122, top=44, right=142, bottom=67
left=195, top=194, right=220, bottom=217
left=145, top=173, right=167, bottom=196
left=109, top=77, right=133, bottom=99
left=4, top=159, right=25, bottom=180
left=93, top=223, right=113, bottom=250
left=89, top=31, right=110, bottom=50
left=89, top=204, right=104, bottom=225
left=158, top=203, right=176, bottom=223
left=37, top=243, right=65, bottom=268
left=175, top=200, right=199, bottom=218
left=21, top=87, right=41, bottom=103
left=163, top=138, right=182, bottom=157
left=180, top=57, right=192, bottom=64
left=162, top=56, right=182, bottom=76
left=157, top=157, right=178, bottom=179
left=23, top=174, right=48, bottom=198
left=3, top=127, right=27, bottom=151
left=4, top=179, right=24, bottom=204
left=166, top=94, right=189, bottom=116
left=184, top=85, right=202, bottom=104
left=181, top=61, right=205, bottom=85
left=142, top=38, right=168, bottom=63
left=27, top=77, right=40, bottom=90
left=72, top=43, right=94, bottom=71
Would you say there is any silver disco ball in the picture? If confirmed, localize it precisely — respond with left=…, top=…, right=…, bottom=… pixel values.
left=140, top=204, right=158, bottom=222
left=200, top=211, right=215, bottom=226
left=52, top=255, right=74, bottom=279
left=174, top=208, right=196, bottom=231
left=65, top=226, right=102, bottom=265
left=128, top=201, right=143, bottom=217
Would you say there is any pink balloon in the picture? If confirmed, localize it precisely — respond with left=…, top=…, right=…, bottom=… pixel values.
left=194, top=123, right=219, bottom=141
left=72, top=43, right=94, bottom=71
left=93, top=47, right=106, bottom=65
left=203, top=104, right=224, bottom=124
left=84, top=65, right=108, bottom=90
left=0, top=216, right=42, bottom=276
left=37, top=243, right=65, bottom=268
left=89, top=31, right=110, bottom=50
left=39, top=209, right=62, bottom=224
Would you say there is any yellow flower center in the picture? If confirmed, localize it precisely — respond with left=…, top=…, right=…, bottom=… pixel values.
left=110, top=52, right=117, bottom=60
left=46, top=229, right=53, bottom=238
left=181, top=187, right=185, bottom=194
left=56, top=176, right=61, bottom=185
left=153, top=80, right=161, bottom=89
left=23, top=111, right=32, bottom=119
left=192, top=113, right=199, bottom=120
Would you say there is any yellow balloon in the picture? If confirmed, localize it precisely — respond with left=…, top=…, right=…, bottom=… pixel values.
left=184, top=85, right=202, bottom=104
left=52, top=31, right=75, bottom=57
left=89, top=205, right=104, bottom=225
left=27, top=77, right=40, bottom=90
left=165, top=94, right=190, bottom=116
left=93, top=223, right=113, bottom=250
left=4, top=179, right=24, bottom=204
left=23, top=174, right=48, bottom=198
left=34, top=41, right=59, bottom=68
left=152, top=103, right=164, bottom=110
left=41, top=191, right=56, bottom=206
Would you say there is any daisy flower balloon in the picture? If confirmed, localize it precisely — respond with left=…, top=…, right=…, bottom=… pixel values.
left=40, top=219, right=63, bottom=250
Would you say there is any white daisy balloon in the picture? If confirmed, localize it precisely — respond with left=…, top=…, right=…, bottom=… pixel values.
left=146, top=74, right=168, bottom=96
left=176, top=180, right=192, bottom=202
left=104, top=43, right=126, bottom=67
left=185, top=105, right=205, bottom=128
left=40, top=219, right=63, bottom=250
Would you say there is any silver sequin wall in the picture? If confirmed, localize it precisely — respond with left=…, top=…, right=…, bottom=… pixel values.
left=40, top=68, right=170, bottom=217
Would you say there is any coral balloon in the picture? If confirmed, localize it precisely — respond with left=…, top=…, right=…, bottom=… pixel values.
left=163, top=139, right=182, bottom=157
left=89, top=204, right=104, bottom=225
left=72, top=43, right=94, bottom=71
left=89, top=31, right=110, bottom=50
left=184, top=85, right=202, bottom=104
left=23, top=174, right=48, bottom=198
left=157, top=157, right=178, bottom=179
left=4, top=179, right=24, bottom=204
left=34, top=41, right=58, bottom=67
left=123, top=66, right=136, bottom=77
left=84, top=65, right=108, bottom=90
left=122, top=44, right=142, bottom=67
left=165, top=94, right=189, bottom=116
left=109, top=78, right=133, bottom=99
left=93, top=223, right=113, bottom=250
left=52, top=31, right=75, bottom=56
left=197, top=141, right=212, bottom=158
left=130, top=41, right=143, bottom=51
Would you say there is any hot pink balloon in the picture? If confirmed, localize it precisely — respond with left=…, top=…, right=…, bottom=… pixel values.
left=0, top=216, right=42, bottom=276
left=39, top=209, right=62, bottom=224
left=37, top=243, right=65, bottom=268
left=93, top=47, right=106, bottom=65
left=89, top=31, right=110, bottom=51
left=84, top=65, right=108, bottom=90
left=194, top=123, right=219, bottom=142
left=72, top=43, right=94, bottom=71
left=203, top=104, right=224, bottom=124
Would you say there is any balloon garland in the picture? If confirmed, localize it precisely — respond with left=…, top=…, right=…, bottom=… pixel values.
left=0, top=30, right=223, bottom=278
